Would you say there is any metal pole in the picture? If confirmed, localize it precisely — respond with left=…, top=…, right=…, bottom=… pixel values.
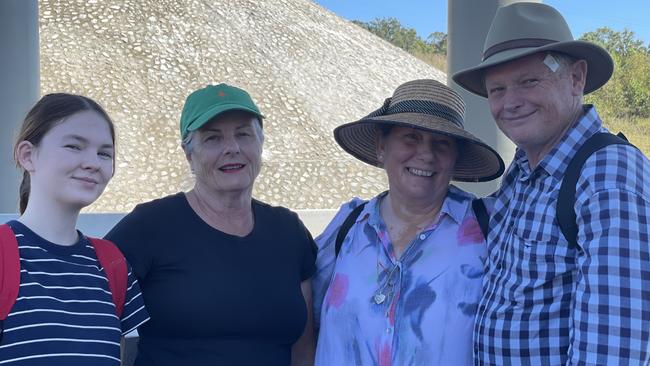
left=0, top=0, right=40, bottom=213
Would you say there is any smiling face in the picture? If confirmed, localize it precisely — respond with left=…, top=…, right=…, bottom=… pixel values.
left=484, top=52, right=587, bottom=165
left=17, top=110, right=115, bottom=210
left=377, top=126, right=457, bottom=205
left=186, top=110, right=263, bottom=197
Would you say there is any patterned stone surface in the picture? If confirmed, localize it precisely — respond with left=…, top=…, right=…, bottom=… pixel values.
left=39, top=0, right=446, bottom=210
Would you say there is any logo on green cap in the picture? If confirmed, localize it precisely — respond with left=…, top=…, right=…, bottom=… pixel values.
left=180, top=84, right=263, bottom=139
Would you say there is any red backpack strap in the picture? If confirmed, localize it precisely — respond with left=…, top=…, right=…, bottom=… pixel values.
left=0, top=224, right=21, bottom=342
left=89, top=238, right=127, bottom=318
left=0, top=224, right=21, bottom=320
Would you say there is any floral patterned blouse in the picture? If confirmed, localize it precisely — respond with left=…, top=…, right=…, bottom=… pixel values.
left=312, top=186, right=486, bottom=366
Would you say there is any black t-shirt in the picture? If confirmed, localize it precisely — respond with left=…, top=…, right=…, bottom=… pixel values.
left=105, top=193, right=316, bottom=366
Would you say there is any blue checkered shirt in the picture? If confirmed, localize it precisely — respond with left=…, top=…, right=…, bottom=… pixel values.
left=475, top=105, right=650, bottom=365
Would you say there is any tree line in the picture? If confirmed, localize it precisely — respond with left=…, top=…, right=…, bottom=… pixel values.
left=354, top=18, right=650, bottom=120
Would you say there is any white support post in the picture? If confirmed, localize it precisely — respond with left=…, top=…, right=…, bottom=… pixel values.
left=447, top=0, right=539, bottom=196
left=0, top=0, right=40, bottom=213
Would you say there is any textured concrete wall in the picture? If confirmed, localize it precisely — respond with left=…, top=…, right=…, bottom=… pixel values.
left=38, top=0, right=447, bottom=212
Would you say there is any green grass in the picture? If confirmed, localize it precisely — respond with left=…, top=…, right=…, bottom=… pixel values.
left=603, top=117, right=650, bottom=156
left=412, top=50, right=447, bottom=72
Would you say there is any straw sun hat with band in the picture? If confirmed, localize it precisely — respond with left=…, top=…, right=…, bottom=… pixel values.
left=334, top=79, right=505, bottom=182
left=452, top=2, right=614, bottom=97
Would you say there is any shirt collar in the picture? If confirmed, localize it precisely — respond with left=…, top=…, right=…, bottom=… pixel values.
left=364, top=185, right=472, bottom=228
left=442, top=185, right=474, bottom=225
left=513, top=105, right=606, bottom=181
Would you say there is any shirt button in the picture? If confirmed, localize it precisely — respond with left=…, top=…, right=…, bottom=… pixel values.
left=419, top=234, right=426, bottom=240
left=386, top=328, right=393, bottom=334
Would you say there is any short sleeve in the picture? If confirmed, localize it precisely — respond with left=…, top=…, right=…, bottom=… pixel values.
left=120, top=262, right=150, bottom=335
left=297, top=216, right=317, bottom=281
left=105, top=206, right=153, bottom=282
left=311, top=197, right=367, bottom=330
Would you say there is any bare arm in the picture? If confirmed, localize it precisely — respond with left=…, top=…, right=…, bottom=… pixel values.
left=292, top=279, right=316, bottom=366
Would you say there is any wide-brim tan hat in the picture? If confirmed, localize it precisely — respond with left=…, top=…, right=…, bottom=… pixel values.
left=334, top=79, right=505, bottom=182
left=452, top=2, right=614, bottom=97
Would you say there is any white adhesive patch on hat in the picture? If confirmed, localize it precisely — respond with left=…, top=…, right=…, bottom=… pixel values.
left=543, top=54, right=560, bottom=72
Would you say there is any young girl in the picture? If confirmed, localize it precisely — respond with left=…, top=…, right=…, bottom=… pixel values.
left=0, top=93, right=149, bottom=365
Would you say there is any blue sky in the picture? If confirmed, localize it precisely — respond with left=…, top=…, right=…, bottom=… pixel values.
left=314, top=0, right=650, bottom=45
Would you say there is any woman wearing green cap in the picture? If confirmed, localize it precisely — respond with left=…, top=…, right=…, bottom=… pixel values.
left=106, top=84, right=317, bottom=366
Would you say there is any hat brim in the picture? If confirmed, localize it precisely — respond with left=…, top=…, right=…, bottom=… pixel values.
left=334, top=113, right=505, bottom=182
left=186, top=103, right=265, bottom=134
left=452, top=40, right=614, bottom=97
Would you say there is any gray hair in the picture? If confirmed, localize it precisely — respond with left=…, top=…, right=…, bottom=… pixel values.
left=548, top=52, right=585, bottom=101
left=548, top=52, right=579, bottom=70
left=181, top=117, right=264, bottom=154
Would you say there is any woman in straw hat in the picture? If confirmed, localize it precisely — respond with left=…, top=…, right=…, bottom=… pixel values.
left=312, top=79, right=504, bottom=365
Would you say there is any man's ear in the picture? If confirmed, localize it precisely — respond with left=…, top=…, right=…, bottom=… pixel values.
left=15, top=141, right=36, bottom=172
left=570, top=59, right=588, bottom=96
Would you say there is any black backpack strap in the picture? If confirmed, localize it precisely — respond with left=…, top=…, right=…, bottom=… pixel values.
left=472, top=198, right=490, bottom=240
left=557, top=132, right=633, bottom=249
left=334, top=202, right=367, bottom=258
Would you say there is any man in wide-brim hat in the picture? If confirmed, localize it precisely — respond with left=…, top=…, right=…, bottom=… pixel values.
left=312, top=79, right=504, bottom=366
left=452, top=2, right=650, bottom=365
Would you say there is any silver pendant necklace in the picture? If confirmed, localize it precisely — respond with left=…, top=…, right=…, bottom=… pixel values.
left=373, top=261, right=400, bottom=305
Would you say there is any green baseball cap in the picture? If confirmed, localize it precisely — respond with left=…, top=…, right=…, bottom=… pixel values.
left=180, top=83, right=264, bottom=139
